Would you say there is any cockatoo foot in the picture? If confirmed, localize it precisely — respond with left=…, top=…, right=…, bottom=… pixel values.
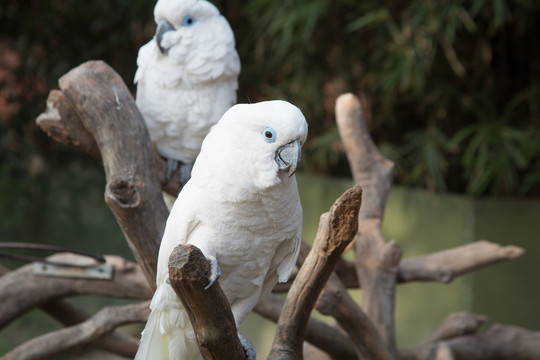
left=204, top=255, right=221, bottom=290
left=178, top=162, right=194, bottom=191
left=165, top=158, right=180, bottom=183
left=238, top=332, right=256, bottom=360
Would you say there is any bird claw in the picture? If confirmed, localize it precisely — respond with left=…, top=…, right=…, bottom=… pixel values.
left=178, top=162, right=193, bottom=191
left=204, top=255, right=221, bottom=290
left=237, top=332, right=256, bottom=360
left=165, top=158, right=180, bottom=183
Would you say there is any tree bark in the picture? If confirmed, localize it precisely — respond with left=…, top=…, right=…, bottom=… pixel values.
left=37, top=60, right=170, bottom=287
left=0, top=301, right=150, bottom=360
left=255, top=295, right=357, bottom=360
left=268, top=185, right=362, bottom=360
left=336, top=93, right=400, bottom=355
left=0, top=253, right=151, bottom=329
left=168, top=244, right=246, bottom=360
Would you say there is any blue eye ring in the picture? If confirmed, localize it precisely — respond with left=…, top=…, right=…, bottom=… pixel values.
left=262, top=127, right=277, bottom=143
left=182, top=15, right=196, bottom=27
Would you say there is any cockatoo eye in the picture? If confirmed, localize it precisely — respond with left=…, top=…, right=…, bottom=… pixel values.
left=182, top=15, right=196, bottom=27
left=262, top=127, right=277, bottom=143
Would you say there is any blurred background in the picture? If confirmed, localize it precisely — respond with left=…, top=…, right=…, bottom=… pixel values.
left=1, top=0, right=539, bottom=358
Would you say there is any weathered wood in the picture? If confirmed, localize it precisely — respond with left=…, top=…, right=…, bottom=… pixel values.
left=408, top=323, right=540, bottom=360
left=37, top=85, right=181, bottom=197
left=0, top=301, right=150, bottom=360
left=420, top=312, right=488, bottom=345
left=39, top=299, right=140, bottom=357
left=268, top=185, right=362, bottom=360
left=336, top=93, right=400, bottom=355
left=398, top=241, right=524, bottom=283
left=255, top=295, right=357, bottom=360
left=36, top=89, right=100, bottom=159
left=168, top=244, right=246, bottom=360
left=0, top=253, right=151, bottom=329
left=278, top=240, right=524, bottom=292
left=317, top=272, right=392, bottom=360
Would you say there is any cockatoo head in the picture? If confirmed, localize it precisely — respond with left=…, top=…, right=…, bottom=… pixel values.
left=193, top=100, right=309, bottom=191
left=152, top=0, right=239, bottom=79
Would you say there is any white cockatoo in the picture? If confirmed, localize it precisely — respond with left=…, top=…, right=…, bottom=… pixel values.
left=135, top=0, right=240, bottom=188
left=135, top=100, right=308, bottom=360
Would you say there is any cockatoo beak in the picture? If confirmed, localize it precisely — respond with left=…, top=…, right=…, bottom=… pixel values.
left=156, top=19, right=175, bottom=53
left=275, top=139, right=302, bottom=177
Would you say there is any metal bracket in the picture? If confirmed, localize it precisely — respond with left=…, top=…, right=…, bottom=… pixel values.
left=33, top=262, right=113, bottom=280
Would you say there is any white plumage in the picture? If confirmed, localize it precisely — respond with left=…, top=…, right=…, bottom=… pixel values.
left=135, top=0, right=240, bottom=182
left=135, top=100, right=308, bottom=360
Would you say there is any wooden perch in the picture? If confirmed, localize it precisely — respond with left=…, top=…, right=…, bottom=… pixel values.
left=36, top=60, right=170, bottom=287
left=398, top=240, right=524, bottom=283
left=1, top=301, right=150, bottom=360
left=420, top=312, right=488, bottom=345
left=409, top=323, right=540, bottom=360
left=268, top=184, right=362, bottom=360
left=39, top=298, right=140, bottom=358
left=0, top=253, right=151, bottom=329
left=255, top=295, right=357, bottom=360
left=168, top=244, right=246, bottom=360
left=336, top=93, right=401, bottom=355
left=1, top=265, right=136, bottom=357
left=316, top=272, right=392, bottom=360
left=276, top=240, right=524, bottom=291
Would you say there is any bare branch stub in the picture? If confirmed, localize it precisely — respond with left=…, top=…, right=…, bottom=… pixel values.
left=268, top=184, right=362, bottom=360
left=336, top=93, right=400, bottom=354
left=0, top=301, right=150, bottom=360
left=168, top=244, right=246, bottom=360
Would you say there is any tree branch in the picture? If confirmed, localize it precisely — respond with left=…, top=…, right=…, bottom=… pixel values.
left=168, top=244, right=246, bottom=360
left=411, top=324, right=540, bottom=360
left=0, top=253, right=151, bottom=329
left=336, top=93, right=400, bottom=355
left=1, top=301, right=150, bottom=360
left=274, top=240, right=524, bottom=291
left=36, top=60, right=171, bottom=287
left=398, top=240, right=524, bottom=283
left=39, top=299, right=140, bottom=358
left=316, top=272, right=392, bottom=359
left=268, top=184, right=362, bottom=360
left=254, top=295, right=357, bottom=360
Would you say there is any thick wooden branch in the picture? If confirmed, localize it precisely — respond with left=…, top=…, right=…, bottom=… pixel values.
left=36, top=60, right=170, bottom=287
left=268, top=184, right=362, bottom=360
left=1, top=301, right=150, bottom=360
left=39, top=299, right=140, bottom=358
left=316, top=272, right=392, bottom=360
left=255, top=295, right=357, bottom=360
left=168, top=244, right=246, bottom=360
left=336, top=93, right=400, bottom=354
left=398, top=240, right=524, bottom=283
left=36, top=67, right=181, bottom=196
left=419, top=312, right=488, bottom=346
left=411, top=324, right=540, bottom=360
left=275, top=240, right=523, bottom=291
left=0, top=253, right=151, bottom=329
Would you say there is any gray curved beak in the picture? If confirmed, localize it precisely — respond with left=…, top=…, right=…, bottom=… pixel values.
left=156, top=19, right=175, bottom=53
left=275, top=139, right=302, bottom=177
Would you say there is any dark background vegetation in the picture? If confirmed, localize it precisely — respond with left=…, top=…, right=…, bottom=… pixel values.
left=1, top=0, right=540, bottom=197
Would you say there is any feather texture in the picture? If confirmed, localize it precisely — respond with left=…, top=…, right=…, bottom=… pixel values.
left=135, top=100, right=308, bottom=360
left=135, top=0, right=240, bottom=163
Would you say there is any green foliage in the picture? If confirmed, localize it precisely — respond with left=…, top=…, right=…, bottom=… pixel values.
left=2, top=0, right=540, bottom=197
